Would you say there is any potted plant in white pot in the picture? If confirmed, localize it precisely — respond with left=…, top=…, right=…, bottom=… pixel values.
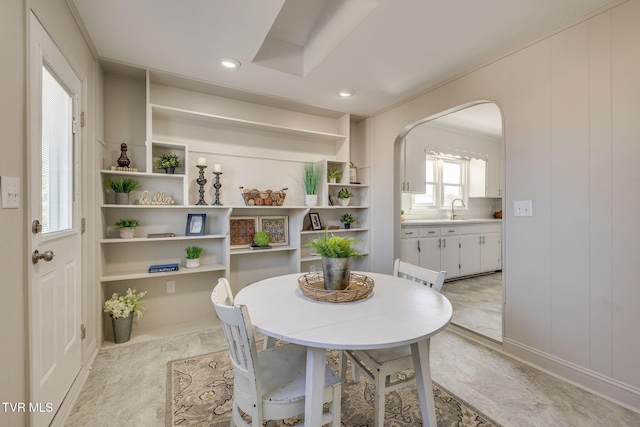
left=307, top=231, right=363, bottom=290
left=114, top=218, right=140, bottom=239
left=339, top=212, right=355, bottom=229
left=337, top=188, right=354, bottom=206
left=327, top=168, right=343, bottom=183
left=156, top=153, right=183, bottom=174
left=185, top=246, right=203, bottom=268
left=103, top=177, right=140, bottom=205
left=103, top=288, right=147, bottom=344
left=302, top=161, right=323, bottom=206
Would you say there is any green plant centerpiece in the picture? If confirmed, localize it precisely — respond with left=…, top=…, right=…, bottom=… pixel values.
left=103, top=288, right=147, bottom=343
left=156, top=153, right=183, bottom=173
left=302, top=161, right=323, bottom=206
left=308, top=231, right=363, bottom=290
left=114, top=218, right=140, bottom=239
left=327, top=168, right=343, bottom=183
left=337, top=188, right=354, bottom=206
left=339, top=213, right=355, bottom=229
left=252, top=231, right=271, bottom=249
left=103, top=177, right=140, bottom=205
left=185, top=246, right=203, bottom=268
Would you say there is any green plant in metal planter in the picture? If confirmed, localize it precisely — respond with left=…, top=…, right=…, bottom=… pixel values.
left=307, top=231, right=364, bottom=290
left=339, top=213, right=355, bottom=228
left=156, top=153, right=183, bottom=170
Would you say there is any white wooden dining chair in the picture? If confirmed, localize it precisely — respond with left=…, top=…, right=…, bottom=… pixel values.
left=340, top=259, right=446, bottom=427
left=211, top=281, right=342, bottom=427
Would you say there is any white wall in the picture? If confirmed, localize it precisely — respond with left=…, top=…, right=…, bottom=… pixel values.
left=369, top=0, right=640, bottom=411
left=0, top=1, right=99, bottom=425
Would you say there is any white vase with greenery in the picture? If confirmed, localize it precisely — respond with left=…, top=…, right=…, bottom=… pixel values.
left=185, top=246, right=203, bottom=268
left=302, top=162, right=323, bottom=206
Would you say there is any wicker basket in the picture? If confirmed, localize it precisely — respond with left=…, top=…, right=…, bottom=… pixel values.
left=298, top=272, right=374, bottom=303
left=239, top=187, right=287, bottom=206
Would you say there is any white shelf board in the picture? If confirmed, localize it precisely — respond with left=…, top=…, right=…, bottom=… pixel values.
left=151, top=104, right=347, bottom=142
left=230, top=246, right=296, bottom=255
left=100, top=169, right=185, bottom=180
left=99, top=234, right=226, bottom=243
left=300, top=228, right=368, bottom=235
left=100, top=262, right=226, bottom=282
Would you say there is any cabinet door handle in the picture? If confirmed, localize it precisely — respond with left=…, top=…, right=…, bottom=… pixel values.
left=448, top=229, right=456, bottom=233
left=428, top=230, right=435, bottom=234
left=405, top=231, right=415, bottom=235
left=438, top=238, right=441, bottom=248
left=417, top=240, right=421, bottom=252
left=482, top=236, right=486, bottom=244
left=443, top=238, right=446, bottom=248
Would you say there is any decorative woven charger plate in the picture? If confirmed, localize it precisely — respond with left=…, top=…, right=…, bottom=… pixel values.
left=298, top=272, right=374, bottom=303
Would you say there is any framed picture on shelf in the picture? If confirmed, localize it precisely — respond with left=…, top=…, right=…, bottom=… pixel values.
left=186, top=213, right=206, bottom=236
left=230, top=216, right=258, bottom=248
left=309, top=212, right=323, bottom=231
left=258, top=216, right=289, bottom=246
left=349, top=162, right=360, bottom=184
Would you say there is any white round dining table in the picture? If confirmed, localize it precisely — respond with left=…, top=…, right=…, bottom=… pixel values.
left=235, top=271, right=453, bottom=427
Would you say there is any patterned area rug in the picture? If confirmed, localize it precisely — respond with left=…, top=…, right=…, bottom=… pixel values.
left=166, top=349, right=501, bottom=427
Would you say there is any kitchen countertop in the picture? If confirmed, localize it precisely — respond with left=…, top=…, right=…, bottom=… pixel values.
left=402, top=218, right=502, bottom=225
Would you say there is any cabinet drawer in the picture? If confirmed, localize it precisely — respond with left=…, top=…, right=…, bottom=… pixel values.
left=401, top=228, right=420, bottom=238
left=440, top=226, right=460, bottom=235
left=420, top=227, right=440, bottom=237
left=461, top=223, right=501, bottom=235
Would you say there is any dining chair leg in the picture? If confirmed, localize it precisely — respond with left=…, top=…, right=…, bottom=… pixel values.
left=373, top=371, right=386, bottom=427
left=330, top=382, right=342, bottom=427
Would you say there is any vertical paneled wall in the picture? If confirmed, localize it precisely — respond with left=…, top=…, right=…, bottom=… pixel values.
left=370, top=0, right=640, bottom=409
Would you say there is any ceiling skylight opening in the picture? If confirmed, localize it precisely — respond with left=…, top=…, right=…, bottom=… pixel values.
left=220, top=57, right=241, bottom=69
left=339, top=89, right=354, bottom=97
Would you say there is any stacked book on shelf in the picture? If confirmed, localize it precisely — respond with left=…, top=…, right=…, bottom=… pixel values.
left=149, top=263, right=179, bottom=273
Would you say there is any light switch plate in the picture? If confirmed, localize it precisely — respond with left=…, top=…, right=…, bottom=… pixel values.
left=1, top=176, right=20, bottom=209
left=514, top=200, right=533, bottom=217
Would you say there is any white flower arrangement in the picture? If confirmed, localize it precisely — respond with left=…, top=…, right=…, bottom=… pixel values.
left=103, top=288, right=147, bottom=319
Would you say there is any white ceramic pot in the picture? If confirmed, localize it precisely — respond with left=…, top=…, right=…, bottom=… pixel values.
left=119, top=227, right=135, bottom=239
left=185, top=258, right=200, bottom=268
left=338, top=198, right=350, bottom=206
left=305, top=194, right=318, bottom=206
left=329, top=178, right=336, bottom=184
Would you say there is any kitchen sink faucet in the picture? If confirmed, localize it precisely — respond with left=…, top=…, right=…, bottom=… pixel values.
left=451, top=198, right=466, bottom=219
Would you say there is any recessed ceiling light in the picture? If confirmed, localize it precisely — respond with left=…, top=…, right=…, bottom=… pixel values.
left=339, top=90, right=354, bottom=97
left=220, top=57, right=241, bottom=69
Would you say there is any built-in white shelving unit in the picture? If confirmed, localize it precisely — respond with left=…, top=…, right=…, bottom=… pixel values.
left=100, top=68, right=369, bottom=345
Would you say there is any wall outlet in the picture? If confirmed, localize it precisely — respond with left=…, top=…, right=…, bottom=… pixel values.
left=166, top=281, right=176, bottom=293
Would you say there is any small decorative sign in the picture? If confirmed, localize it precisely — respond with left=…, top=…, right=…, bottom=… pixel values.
left=139, top=190, right=175, bottom=205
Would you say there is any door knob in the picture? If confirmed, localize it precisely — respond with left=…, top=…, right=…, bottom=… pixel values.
left=32, top=250, right=54, bottom=264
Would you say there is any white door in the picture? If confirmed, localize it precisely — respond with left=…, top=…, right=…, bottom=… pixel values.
left=28, top=13, right=82, bottom=426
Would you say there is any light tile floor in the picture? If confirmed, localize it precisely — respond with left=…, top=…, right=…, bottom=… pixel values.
left=66, top=325, right=640, bottom=426
left=440, top=272, right=503, bottom=342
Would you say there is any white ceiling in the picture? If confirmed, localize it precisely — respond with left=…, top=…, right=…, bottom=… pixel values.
left=70, top=0, right=616, bottom=117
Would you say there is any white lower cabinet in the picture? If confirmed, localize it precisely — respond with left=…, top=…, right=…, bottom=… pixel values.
left=401, top=222, right=501, bottom=280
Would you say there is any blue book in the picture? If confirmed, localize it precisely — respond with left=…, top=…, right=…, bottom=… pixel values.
left=149, top=263, right=179, bottom=273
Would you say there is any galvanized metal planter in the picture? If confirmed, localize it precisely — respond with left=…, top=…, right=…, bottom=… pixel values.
left=111, top=314, right=133, bottom=343
left=322, top=257, right=352, bottom=290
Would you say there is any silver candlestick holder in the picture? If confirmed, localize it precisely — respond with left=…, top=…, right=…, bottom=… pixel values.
left=212, top=172, right=223, bottom=206
left=196, top=165, right=208, bottom=205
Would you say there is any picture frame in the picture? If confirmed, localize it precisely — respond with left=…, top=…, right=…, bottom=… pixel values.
left=230, top=216, right=258, bottom=248
left=185, top=213, right=206, bottom=236
left=309, top=212, right=323, bottom=231
left=258, top=216, right=289, bottom=246
left=349, top=162, right=360, bottom=184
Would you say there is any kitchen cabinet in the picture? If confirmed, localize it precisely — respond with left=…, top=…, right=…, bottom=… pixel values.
left=400, top=225, right=460, bottom=279
left=401, top=221, right=501, bottom=280
left=400, top=138, right=426, bottom=193
left=469, top=154, right=502, bottom=198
